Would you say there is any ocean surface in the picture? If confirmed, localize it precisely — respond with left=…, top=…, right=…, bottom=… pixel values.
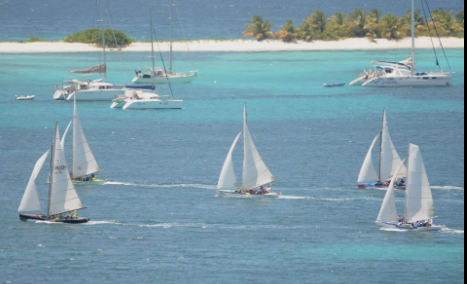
left=0, top=0, right=465, bottom=42
left=0, top=47, right=464, bottom=283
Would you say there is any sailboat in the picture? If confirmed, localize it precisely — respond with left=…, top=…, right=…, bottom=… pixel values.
left=19, top=123, right=90, bottom=224
left=359, top=0, right=452, bottom=87
left=111, top=7, right=183, bottom=110
left=132, top=0, right=197, bottom=85
left=53, top=0, right=127, bottom=101
left=358, top=109, right=408, bottom=189
left=375, top=144, right=444, bottom=231
left=216, top=104, right=280, bottom=197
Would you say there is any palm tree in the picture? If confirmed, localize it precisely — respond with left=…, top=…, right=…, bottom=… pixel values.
left=305, top=10, right=328, bottom=33
left=328, top=12, right=349, bottom=37
left=380, top=14, right=408, bottom=39
left=456, top=10, right=464, bottom=29
left=297, top=10, right=329, bottom=41
left=243, top=15, right=275, bottom=41
left=277, top=20, right=298, bottom=42
left=369, top=9, right=383, bottom=23
left=430, top=9, right=464, bottom=36
left=402, top=9, right=426, bottom=37
left=348, top=9, right=371, bottom=37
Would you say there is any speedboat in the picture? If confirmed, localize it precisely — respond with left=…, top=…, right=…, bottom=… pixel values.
left=375, top=144, right=444, bottom=231
left=323, top=82, right=345, bottom=87
left=216, top=104, right=280, bottom=197
left=15, top=95, right=35, bottom=100
left=357, top=109, right=407, bottom=189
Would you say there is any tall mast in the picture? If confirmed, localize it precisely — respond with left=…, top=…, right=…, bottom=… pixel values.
left=47, top=125, right=57, bottom=217
left=405, top=143, right=411, bottom=219
left=150, top=7, right=157, bottom=88
left=71, top=96, right=76, bottom=179
left=99, top=0, right=107, bottom=83
left=379, top=109, right=385, bottom=182
left=411, top=0, right=415, bottom=76
left=169, top=0, right=174, bottom=73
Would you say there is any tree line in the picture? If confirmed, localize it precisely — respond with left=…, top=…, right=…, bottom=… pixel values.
left=243, top=8, right=465, bottom=42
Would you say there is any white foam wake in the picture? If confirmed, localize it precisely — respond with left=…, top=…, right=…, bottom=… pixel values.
left=441, top=228, right=464, bottom=234
left=280, top=196, right=380, bottom=202
left=431, top=186, right=464, bottom=191
left=84, top=221, right=122, bottom=225
left=105, top=181, right=215, bottom=189
left=379, top=227, right=409, bottom=232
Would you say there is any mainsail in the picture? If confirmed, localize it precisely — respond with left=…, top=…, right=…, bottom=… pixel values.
left=405, top=143, right=435, bottom=222
left=377, top=159, right=406, bottom=222
left=217, top=131, right=242, bottom=190
left=242, top=105, right=277, bottom=190
left=71, top=64, right=106, bottom=75
left=358, top=134, right=380, bottom=183
left=49, top=124, right=84, bottom=216
left=18, top=150, right=50, bottom=212
left=380, top=110, right=407, bottom=181
left=72, top=99, right=101, bottom=179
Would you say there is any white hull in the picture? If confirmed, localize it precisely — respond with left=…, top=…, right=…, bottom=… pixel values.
left=53, top=90, right=67, bottom=100
left=362, top=75, right=452, bottom=87
left=111, top=99, right=183, bottom=110
left=67, top=89, right=126, bottom=101
left=350, top=77, right=366, bottom=86
left=132, top=74, right=196, bottom=85
left=15, top=95, right=35, bottom=100
left=217, top=190, right=281, bottom=198
left=376, top=221, right=444, bottom=231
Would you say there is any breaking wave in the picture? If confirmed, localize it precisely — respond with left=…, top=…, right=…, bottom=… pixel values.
left=431, top=186, right=464, bottom=191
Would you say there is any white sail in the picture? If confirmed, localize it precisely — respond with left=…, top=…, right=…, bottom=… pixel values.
left=49, top=124, right=84, bottom=216
left=380, top=110, right=407, bottom=181
left=377, top=158, right=406, bottom=222
left=72, top=99, right=101, bottom=179
left=242, top=105, right=277, bottom=190
left=61, top=120, right=72, bottom=150
left=358, top=134, right=380, bottom=183
left=405, top=143, right=435, bottom=222
left=18, top=150, right=50, bottom=212
left=217, top=131, right=242, bottom=190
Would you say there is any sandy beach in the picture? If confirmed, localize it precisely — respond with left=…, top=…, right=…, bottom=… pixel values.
left=0, top=37, right=463, bottom=53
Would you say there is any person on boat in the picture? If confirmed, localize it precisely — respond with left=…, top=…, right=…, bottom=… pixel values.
left=256, top=187, right=262, bottom=195
left=399, top=178, right=406, bottom=186
left=413, top=221, right=421, bottom=228
left=55, top=215, right=59, bottom=220
left=236, top=188, right=241, bottom=194
left=265, top=185, right=271, bottom=193
left=74, top=211, right=78, bottom=218
left=91, top=173, right=96, bottom=181
left=398, top=214, right=404, bottom=223
left=376, top=181, right=383, bottom=186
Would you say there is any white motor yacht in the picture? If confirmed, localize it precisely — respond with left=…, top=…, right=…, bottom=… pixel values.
left=110, top=90, right=182, bottom=110
left=132, top=0, right=197, bottom=85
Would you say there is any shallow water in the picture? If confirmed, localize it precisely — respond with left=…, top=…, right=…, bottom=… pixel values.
left=0, top=49, right=464, bottom=283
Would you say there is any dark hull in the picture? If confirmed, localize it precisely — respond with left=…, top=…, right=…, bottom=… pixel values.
left=19, top=214, right=90, bottom=224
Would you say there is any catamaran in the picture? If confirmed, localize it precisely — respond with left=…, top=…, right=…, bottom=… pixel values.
left=217, top=104, right=280, bottom=197
left=53, top=0, right=128, bottom=101
left=111, top=8, right=183, bottom=110
left=19, top=123, right=90, bottom=224
left=358, top=109, right=407, bottom=189
left=375, top=144, right=444, bottom=231
left=351, top=0, right=453, bottom=87
left=132, top=0, right=197, bottom=85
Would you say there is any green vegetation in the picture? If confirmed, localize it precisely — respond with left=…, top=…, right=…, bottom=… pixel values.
left=64, top=28, right=133, bottom=47
left=23, top=37, right=45, bottom=43
left=243, top=8, right=465, bottom=42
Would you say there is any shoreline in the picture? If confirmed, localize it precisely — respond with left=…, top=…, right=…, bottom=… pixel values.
left=0, top=37, right=463, bottom=53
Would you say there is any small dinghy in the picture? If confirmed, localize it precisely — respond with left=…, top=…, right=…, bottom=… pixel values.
left=323, top=82, right=345, bottom=87
left=18, top=123, right=90, bottom=224
left=216, top=104, right=281, bottom=197
left=375, top=144, right=444, bottom=231
left=15, top=95, right=35, bottom=100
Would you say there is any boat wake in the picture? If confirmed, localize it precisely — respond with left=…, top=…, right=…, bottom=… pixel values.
left=84, top=221, right=122, bottom=225
left=379, top=227, right=409, bottom=232
left=105, top=181, right=216, bottom=190
left=441, top=228, right=464, bottom=234
left=280, top=196, right=380, bottom=202
left=431, top=186, right=464, bottom=191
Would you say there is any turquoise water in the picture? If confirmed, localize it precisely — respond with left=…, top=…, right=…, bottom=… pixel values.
left=0, top=49, right=464, bottom=283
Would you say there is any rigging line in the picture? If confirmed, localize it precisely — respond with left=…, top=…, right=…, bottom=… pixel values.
left=174, top=2, right=196, bottom=72
left=152, top=26, right=175, bottom=99
left=103, top=0, right=129, bottom=84
left=420, top=0, right=441, bottom=71
left=424, top=0, right=453, bottom=73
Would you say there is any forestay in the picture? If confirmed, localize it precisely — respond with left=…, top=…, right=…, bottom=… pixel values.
left=405, top=144, right=435, bottom=222
left=72, top=99, right=101, bottom=179
left=218, top=131, right=242, bottom=190
left=49, top=124, right=84, bottom=216
left=377, top=159, right=406, bottom=222
left=18, top=150, right=50, bottom=212
left=242, top=105, right=277, bottom=190
left=71, top=64, right=106, bottom=75
left=358, top=134, right=380, bottom=183
left=380, top=110, right=407, bottom=181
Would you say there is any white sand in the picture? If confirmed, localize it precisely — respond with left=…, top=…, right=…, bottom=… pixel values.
left=0, top=37, right=463, bottom=53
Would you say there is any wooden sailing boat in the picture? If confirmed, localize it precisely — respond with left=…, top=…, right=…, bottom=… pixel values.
left=217, top=104, right=280, bottom=197
left=375, top=143, right=444, bottom=231
left=19, top=123, right=90, bottom=224
left=358, top=109, right=407, bottom=189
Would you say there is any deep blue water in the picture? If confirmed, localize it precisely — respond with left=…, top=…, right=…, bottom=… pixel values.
left=0, top=0, right=464, bottom=41
left=0, top=48, right=464, bottom=283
